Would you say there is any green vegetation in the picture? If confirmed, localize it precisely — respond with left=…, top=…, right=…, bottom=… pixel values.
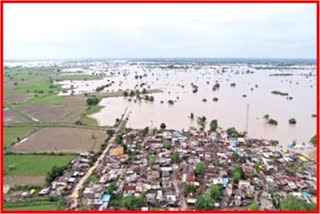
left=86, top=97, right=100, bottom=106
left=227, top=127, right=241, bottom=137
left=4, top=126, right=38, bottom=148
left=23, top=94, right=65, bottom=105
left=46, top=165, right=68, bottom=184
left=310, top=135, right=316, bottom=147
left=271, top=140, right=280, bottom=146
left=168, top=100, right=174, bottom=105
left=289, top=118, right=296, bottom=125
left=213, top=160, right=225, bottom=168
left=4, top=69, right=63, bottom=97
left=195, top=184, right=223, bottom=210
left=4, top=154, right=75, bottom=176
left=197, top=116, right=207, bottom=128
left=280, top=195, right=316, bottom=210
left=163, top=140, right=172, bottom=150
left=171, top=151, right=181, bottom=163
left=212, top=83, right=220, bottom=91
left=86, top=174, right=98, bottom=185
left=272, top=90, right=289, bottom=96
left=232, top=165, right=246, bottom=183
left=268, top=118, right=278, bottom=125
left=115, top=135, right=123, bottom=144
left=160, top=123, right=166, bottom=130
left=184, top=183, right=196, bottom=195
left=4, top=200, right=60, bottom=210
left=194, top=162, right=205, bottom=175
left=249, top=202, right=260, bottom=210
left=77, top=105, right=103, bottom=126
left=210, top=119, right=218, bottom=132
left=190, top=112, right=194, bottom=119
left=148, top=154, right=156, bottom=165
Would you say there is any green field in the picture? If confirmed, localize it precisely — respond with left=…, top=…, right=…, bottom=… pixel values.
left=4, top=154, right=75, bottom=176
left=22, top=94, right=65, bottom=105
left=4, top=200, right=59, bottom=210
left=4, top=126, right=38, bottom=148
left=78, top=105, right=103, bottom=126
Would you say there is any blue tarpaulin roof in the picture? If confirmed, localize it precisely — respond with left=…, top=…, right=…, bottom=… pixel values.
left=102, top=194, right=111, bottom=202
left=223, top=177, right=229, bottom=187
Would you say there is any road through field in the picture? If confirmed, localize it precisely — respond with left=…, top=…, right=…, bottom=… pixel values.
left=68, top=107, right=129, bottom=209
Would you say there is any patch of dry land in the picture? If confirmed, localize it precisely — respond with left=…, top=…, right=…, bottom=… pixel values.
left=4, top=94, right=34, bottom=104
left=4, top=176, right=46, bottom=186
left=4, top=109, right=28, bottom=124
left=9, top=127, right=105, bottom=153
left=16, top=96, right=87, bottom=123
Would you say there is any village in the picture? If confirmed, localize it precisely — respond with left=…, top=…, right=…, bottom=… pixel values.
left=4, top=122, right=316, bottom=211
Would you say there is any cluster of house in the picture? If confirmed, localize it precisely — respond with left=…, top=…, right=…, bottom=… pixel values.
left=77, top=127, right=317, bottom=210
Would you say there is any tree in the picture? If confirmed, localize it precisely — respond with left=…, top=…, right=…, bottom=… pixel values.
left=232, top=165, right=245, bottom=183
left=141, top=127, right=149, bottom=136
left=280, top=195, right=316, bottom=210
left=195, top=195, right=212, bottom=210
left=184, top=183, right=196, bottom=195
left=160, top=123, right=166, bottom=130
left=270, top=140, right=279, bottom=146
left=148, top=154, right=156, bottom=165
left=123, top=91, right=128, bottom=97
left=171, top=152, right=181, bottom=163
left=194, top=162, right=205, bottom=175
left=310, top=135, right=316, bottom=147
left=227, top=127, right=239, bottom=138
left=46, top=165, right=67, bottom=184
left=190, top=113, right=194, bottom=120
left=210, top=120, right=218, bottom=132
left=232, top=152, right=241, bottom=161
left=208, top=184, right=223, bottom=201
left=115, top=135, right=123, bottom=144
left=289, top=118, right=296, bottom=124
left=163, top=140, right=171, bottom=150
left=249, top=202, right=260, bottom=210
left=86, top=97, right=100, bottom=106
left=268, top=118, right=278, bottom=125
left=122, top=195, right=139, bottom=210
left=107, top=181, right=117, bottom=194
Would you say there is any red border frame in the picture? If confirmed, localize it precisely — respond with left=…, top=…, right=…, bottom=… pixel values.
left=0, top=1, right=319, bottom=213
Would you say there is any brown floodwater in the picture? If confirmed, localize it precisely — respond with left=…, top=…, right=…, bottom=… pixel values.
left=59, top=63, right=316, bottom=147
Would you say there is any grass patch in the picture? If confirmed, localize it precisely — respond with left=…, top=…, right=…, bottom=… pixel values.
left=4, top=154, right=75, bottom=176
left=4, top=200, right=59, bottom=210
left=77, top=105, right=102, bottom=126
left=23, top=94, right=65, bottom=105
left=78, top=116, right=99, bottom=126
left=4, top=126, right=38, bottom=148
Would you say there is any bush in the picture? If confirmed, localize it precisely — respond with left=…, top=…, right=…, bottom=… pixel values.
left=172, top=152, right=181, bottom=163
left=86, top=97, right=100, bottom=106
left=210, top=120, right=218, bottom=132
left=249, top=202, right=260, bottom=210
left=184, top=184, right=196, bottom=195
left=194, top=162, right=205, bottom=175
left=289, top=118, right=296, bottom=124
left=163, top=140, right=171, bottom=150
left=268, top=119, right=278, bottom=125
left=46, top=165, right=67, bottom=184
left=280, top=195, right=316, bottom=210
left=160, top=123, right=166, bottom=130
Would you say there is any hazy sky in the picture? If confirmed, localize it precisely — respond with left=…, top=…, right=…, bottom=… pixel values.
left=4, top=3, right=316, bottom=59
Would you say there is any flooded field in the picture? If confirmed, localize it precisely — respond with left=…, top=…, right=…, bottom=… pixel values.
left=52, top=60, right=316, bottom=147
